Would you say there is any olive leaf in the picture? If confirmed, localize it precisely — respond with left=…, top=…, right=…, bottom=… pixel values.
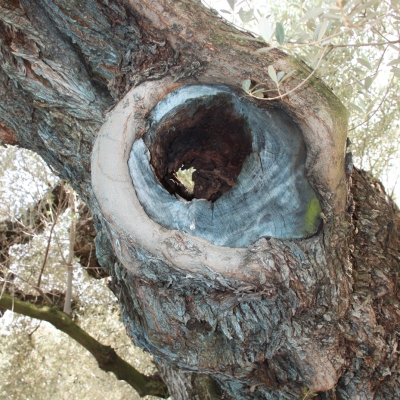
left=259, top=17, right=273, bottom=43
left=242, top=79, right=251, bottom=92
left=275, top=22, right=285, bottom=45
left=268, top=65, right=279, bottom=84
left=227, top=0, right=236, bottom=11
left=238, top=7, right=254, bottom=23
left=357, top=58, right=372, bottom=70
left=300, top=7, right=324, bottom=22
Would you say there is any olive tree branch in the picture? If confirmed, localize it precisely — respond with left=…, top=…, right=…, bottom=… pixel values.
left=247, top=46, right=328, bottom=101
left=63, top=191, right=76, bottom=315
left=0, top=293, right=169, bottom=398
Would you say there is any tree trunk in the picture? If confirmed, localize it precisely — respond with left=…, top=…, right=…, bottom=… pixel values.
left=1, top=1, right=399, bottom=399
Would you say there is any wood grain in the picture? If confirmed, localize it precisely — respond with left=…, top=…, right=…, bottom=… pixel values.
left=129, top=85, right=321, bottom=247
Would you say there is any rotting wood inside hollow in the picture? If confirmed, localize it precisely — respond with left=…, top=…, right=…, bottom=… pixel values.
left=145, top=93, right=253, bottom=202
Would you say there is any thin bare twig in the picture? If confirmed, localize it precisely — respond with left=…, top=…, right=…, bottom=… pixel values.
left=330, top=40, right=399, bottom=48
left=349, top=75, right=394, bottom=132
left=0, top=267, right=54, bottom=306
left=37, top=181, right=65, bottom=288
left=247, top=46, right=328, bottom=101
left=64, top=191, right=76, bottom=315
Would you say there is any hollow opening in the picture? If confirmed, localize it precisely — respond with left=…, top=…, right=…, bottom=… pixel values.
left=145, top=92, right=253, bottom=202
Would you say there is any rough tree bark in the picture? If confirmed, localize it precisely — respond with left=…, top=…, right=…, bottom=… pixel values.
left=0, top=0, right=399, bottom=399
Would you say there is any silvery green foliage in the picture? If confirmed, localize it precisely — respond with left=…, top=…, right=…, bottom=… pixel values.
left=205, top=0, right=400, bottom=200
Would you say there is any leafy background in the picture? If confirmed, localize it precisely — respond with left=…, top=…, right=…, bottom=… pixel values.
left=207, top=0, right=400, bottom=198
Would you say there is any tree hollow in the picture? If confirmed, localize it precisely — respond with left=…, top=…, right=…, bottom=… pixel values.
left=145, top=93, right=253, bottom=202
left=129, top=85, right=321, bottom=247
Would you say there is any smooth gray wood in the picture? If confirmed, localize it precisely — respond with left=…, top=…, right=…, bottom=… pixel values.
left=129, top=85, right=321, bottom=247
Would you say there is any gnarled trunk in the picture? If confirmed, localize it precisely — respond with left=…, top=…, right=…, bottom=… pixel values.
left=1, top=0, right=399, bottom=398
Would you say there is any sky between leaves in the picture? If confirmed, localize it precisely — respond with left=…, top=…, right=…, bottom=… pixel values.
left=204, top=0, right=400, bottom=202
left=0, top=149, right=159, bottom=400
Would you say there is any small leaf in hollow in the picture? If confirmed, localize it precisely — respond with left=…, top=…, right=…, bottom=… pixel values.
left=275, top=22, right=285, bottom=45
left=242, top=79, right=251, bottom=92
left=321, top=38, right=333, bottom=47
left=268, top=65, right=279, bottom=84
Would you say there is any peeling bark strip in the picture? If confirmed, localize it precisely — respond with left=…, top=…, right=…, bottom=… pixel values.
left=1, top=0, right=400, bottom=399
left=0, top=121, right=18, bottom=145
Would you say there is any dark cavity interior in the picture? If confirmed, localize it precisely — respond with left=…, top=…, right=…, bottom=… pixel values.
left=145, top=93, right=253, bottom=202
